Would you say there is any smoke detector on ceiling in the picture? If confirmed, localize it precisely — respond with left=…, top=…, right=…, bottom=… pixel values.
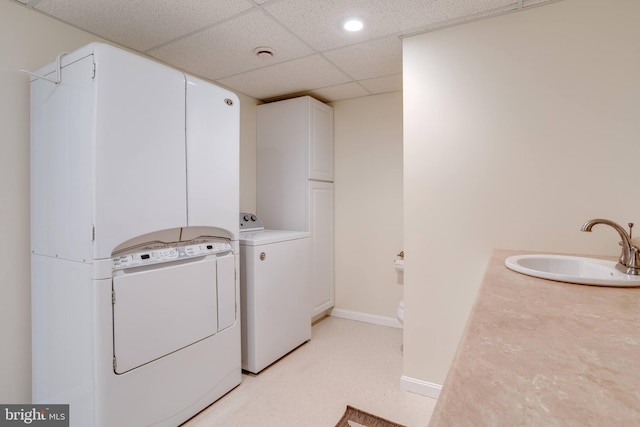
left=254, top=47, right=275, bottom=59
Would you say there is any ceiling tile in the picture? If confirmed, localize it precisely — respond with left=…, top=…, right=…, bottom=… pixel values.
left=263, top=0, right=518, bottom=51
left=324, top=36, right=402, bottom=80
left=359, top=74, right=403, bottom=95
left=21, top=0, right=559, bottom=102
left=34, top=0, right=254, bottom=51
left=218, top=54, right=352, bottom=100
left=149, top=9, right=313, bottom=80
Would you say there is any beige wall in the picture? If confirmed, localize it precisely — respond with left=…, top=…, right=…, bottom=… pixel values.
left=239, top=97, right=258, bottom=214
left=0, top=0, right=257, bottom=402
left=403, top=0, right=640, bottom=387
left=332, top=92, right=404, bottom=318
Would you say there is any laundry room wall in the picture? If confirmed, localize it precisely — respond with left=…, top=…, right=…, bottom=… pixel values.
left=0, top=0, right=257, bottom=403
left=331, top=92, right=404, bottom=321
left=239, top=100, right=258, bottom=214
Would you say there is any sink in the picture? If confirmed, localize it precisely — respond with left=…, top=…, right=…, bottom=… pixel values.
left=505, top=254, right=640, bottom=287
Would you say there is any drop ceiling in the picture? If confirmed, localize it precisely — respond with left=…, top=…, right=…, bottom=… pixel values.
left=17, top=0, right=557, bottom=102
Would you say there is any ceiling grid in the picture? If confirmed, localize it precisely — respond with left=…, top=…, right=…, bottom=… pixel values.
left=16, top=0, right=560, bottom=102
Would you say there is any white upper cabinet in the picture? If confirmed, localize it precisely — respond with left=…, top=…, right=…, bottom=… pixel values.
left=308, top=98, right=334, bottom=182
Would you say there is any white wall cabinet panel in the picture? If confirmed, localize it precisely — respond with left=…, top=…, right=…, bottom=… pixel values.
left=309, top=100, right=334, bottom=181
left=257, top=96, right=335, bottom=319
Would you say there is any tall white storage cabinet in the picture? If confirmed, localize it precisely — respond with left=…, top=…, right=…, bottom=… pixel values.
left=256, top=96, right=334, bottom=319
left=30, top=43, right=241, bottom=427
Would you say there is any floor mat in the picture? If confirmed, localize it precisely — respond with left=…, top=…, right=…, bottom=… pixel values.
left=334, top=405, right=406, bottom=427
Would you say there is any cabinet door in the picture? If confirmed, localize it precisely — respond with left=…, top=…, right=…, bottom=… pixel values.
left=309, top=181, right=334, bottom=317
left=308, top=98, right=334, bottom=182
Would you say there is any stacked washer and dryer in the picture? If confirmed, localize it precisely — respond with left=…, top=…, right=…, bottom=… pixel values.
left=30, top=43, right=241, bottom=426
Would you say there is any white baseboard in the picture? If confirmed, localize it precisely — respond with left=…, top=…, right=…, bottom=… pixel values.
left=329, top=308, right=403, bottom=329
left=400, top=375, right=441, bottom=399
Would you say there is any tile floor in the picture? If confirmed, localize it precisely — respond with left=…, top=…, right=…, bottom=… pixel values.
left=183, top=316, right=436, bottom=426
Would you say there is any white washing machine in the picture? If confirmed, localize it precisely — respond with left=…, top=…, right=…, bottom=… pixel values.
left=239, top=213, right=311, bottom=373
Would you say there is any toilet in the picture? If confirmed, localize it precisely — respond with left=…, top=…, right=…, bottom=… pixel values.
left=394, top=256, right=404, bottom=325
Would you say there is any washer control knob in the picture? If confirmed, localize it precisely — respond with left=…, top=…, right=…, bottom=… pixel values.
left=243, top=214, right=251, bottom=221
left=251, top=215, right=257, bottom=221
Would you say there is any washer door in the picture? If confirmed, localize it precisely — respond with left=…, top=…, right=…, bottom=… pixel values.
left=112, top=258, right=218, bottom=374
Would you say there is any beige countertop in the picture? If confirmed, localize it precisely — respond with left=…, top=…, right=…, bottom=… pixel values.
left=429, top=249, right=640, bottom=427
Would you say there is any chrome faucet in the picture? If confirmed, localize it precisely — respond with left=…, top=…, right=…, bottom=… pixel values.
left=580, top=218, right=640, bottom=275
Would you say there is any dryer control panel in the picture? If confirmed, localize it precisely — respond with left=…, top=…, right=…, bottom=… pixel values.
left=112, top=239, right=232, bottom=270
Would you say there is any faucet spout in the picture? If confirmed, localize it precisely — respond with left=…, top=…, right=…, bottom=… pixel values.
left=581, top=218, right=640, bottom=275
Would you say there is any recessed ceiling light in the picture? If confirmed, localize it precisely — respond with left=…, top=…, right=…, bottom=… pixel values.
left=343, top=19, right=363, bottom=32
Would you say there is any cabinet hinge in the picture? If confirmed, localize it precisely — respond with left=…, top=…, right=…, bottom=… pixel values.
left=91, top=225, right=95, bottom=242
left=92, top=61, right=96, bottom=79
left=112, top=289, right=116, bottom=305
left=113, top=356, right=117, bottom=371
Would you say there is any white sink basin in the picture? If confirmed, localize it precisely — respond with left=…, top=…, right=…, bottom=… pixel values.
left=505, top=254, right=640, bottom=287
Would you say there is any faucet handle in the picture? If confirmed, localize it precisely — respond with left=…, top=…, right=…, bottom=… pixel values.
left=619, top=223, right=636, bottom=247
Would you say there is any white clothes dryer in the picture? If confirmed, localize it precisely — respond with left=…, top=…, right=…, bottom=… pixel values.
left=239, top=213, right=311, bottom=373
